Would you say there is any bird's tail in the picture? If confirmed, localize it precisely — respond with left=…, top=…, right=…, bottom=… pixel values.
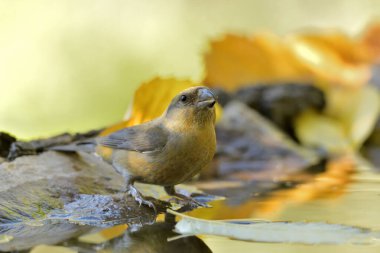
left=6, top=129, right=102, bottom=161
left=49, top=139, right=98, bottom=153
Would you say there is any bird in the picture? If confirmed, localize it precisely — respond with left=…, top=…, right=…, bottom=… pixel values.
left=90, top=86, right=217, bottom=211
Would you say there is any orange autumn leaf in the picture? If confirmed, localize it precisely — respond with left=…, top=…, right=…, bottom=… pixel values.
left=98, top=78, right=199, bottom=158
left=360, top=22, right=380, bottom=63
left=204, top=32, right=372, bottom=91
left=287, top=33, right=371, bottom=87
left=101, top=78, right=198, bottom=136
left=294, top=32, right=371, bottom=63
left=204, top=33, right=311, bottom=91
left=78, top=224, right=128, bottom=244
left=100, top=77, right=222, bottom=136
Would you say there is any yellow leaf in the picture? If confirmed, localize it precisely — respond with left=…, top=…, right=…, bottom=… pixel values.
left=294, top=110, right=352, bottom=153
left=295, top=86, right=380, bottom=152
left=101, top=77, right=222, bottom=136
left=30, top=245, right=77, bottom=253
left=98, top=78, right=223, bottom=159
left=78, top=224, right=128, bottom=244
left=349, top=86, right=380, bottom=148
left=100, top=78, right=195, bottom=136
left=325, top=85, right=380, bottom=149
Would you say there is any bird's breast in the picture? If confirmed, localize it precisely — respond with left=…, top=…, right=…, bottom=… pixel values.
left=119, top=125, right=216, bottom=186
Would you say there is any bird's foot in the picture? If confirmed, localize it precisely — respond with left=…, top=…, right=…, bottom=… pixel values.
left=127, top=185, right=157, bottom=213
left=169, top=193, right=209, bottom=208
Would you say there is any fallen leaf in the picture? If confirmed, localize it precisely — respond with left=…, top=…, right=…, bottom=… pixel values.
left=99, top=78, right=223, bottom=158
left=204, top=33, right=310, bottom=91
left=30, top=245, right=77, bottom=253
left=100, top=77, right=223, bottom=136
left=305, top=85, right=380, bottom=151
left=294, top=110, right=352, bottom=153
left=78, top=224, right=128, bottom=244
left=100, top=78, right=197, bottom=136
left=169, top=208, right=377, bottom=245
left=287, top=33, right=371, bottom=87
left=337, top=85, right=380, bottom=149
left=360, top=22, right=380, bottom=63
left=294, top=32, right=371, bottom=63
left=204, top=32, right=372, bottom=90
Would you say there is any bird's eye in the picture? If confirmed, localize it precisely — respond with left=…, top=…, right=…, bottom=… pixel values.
left=180, top=95, right=187, bottom=102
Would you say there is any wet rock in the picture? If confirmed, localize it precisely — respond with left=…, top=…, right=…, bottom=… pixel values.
left=205, top=102, right=320, bottom=180
left=235, top=84, right=326, bottom=139
left=1, top=223, right=89, bottom=252
left=0, top=150, right=216, bottom=251
left=210, top=87, right=234, bottom=106
left=362, top=118, right=380, bottom=170
left=0, top=152, right=165, bottom=251
left=370, top=64, right=380, bottom=90
left=0, top=132, right=16, bottom=158
left=6, top=129, right=102, bottom=161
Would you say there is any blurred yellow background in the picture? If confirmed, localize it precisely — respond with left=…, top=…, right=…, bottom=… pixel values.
left=1, top=0, right=379, bottom=139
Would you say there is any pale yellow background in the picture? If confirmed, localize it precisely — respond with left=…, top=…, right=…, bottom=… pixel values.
left=0, top=0, right=379, bottom=139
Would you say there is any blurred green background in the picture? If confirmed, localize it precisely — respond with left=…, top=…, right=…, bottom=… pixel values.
left=1, top=0, right=379, bottom=139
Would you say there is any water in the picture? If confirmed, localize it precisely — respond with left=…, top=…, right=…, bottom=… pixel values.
left=2, top=155, right=380, bottom=252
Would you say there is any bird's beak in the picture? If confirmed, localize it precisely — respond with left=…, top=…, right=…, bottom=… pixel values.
left=197, top=88, right=216, bottom=109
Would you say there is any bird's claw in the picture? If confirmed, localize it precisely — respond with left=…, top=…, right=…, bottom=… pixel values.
left=135, top=196, right=157, bottom=213
left=169, top=195, right=209, bottom=208
left=127, top=185, right=157, bottom=213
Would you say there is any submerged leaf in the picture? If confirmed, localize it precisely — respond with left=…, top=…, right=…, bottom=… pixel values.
left=30, top=245, right=77, bottom=253
left=78, top=224, right=128, bottom=244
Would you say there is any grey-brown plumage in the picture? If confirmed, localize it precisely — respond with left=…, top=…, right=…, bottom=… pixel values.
left=99, top=87, right=217, bottom=211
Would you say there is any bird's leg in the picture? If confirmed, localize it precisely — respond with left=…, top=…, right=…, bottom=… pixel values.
left=164, top=185, right=207, bottom=208
left=125, top=177, right=157, bottom=213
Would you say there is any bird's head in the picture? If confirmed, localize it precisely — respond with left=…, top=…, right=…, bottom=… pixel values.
left=164, top=86, right=217, bottom=128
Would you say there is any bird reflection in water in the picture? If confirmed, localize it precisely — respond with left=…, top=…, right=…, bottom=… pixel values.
left=106, top=214, right=212, bottom=253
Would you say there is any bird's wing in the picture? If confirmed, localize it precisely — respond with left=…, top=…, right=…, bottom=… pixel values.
left=99, top=122, right=168, bottom=153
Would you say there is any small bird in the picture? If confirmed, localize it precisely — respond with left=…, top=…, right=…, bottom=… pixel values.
left=97, top=86, right=217, bottom=210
